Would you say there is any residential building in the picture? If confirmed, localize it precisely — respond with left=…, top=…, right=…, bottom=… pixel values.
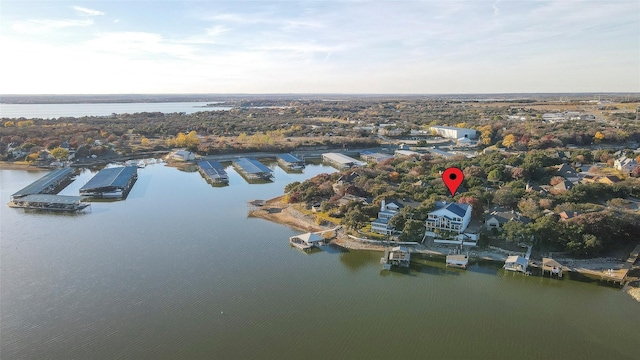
left=370, top=199, right=404, bottom=235
left=614, top=156, right=638, bottom=175
left=425, top=202, right=472, bottom=236
left=172, top=150, right=195, bottom=161
left=485, top=207, right=530, bottom=231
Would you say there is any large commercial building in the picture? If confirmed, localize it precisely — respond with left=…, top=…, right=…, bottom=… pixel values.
left=429, top=126, right=478, bottom=140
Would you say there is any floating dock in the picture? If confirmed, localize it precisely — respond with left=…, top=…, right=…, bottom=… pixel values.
left=321, top=152, right=366, bottom=169
left=277, top=153, right=305, bottom=170
left=232, top=158, right=273, bottom=181
left=80, top=166, right=138, bottom=199
left=11, top=167, right=75, bottom=200
left=198, top=160, right=229, bottom=184
left=8, top=194, right=89, bottom=212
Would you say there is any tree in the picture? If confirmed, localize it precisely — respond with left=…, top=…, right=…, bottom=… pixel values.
left=502, top=134, right=516, bottom=149
left=502, top=220, right=532, bottom=243
left=343, top=207, right=369, bottom=230
left=141, top=137, right=151, bottom=146
left=49, top=147, right=70, bottom=160
left=399, top=220, right=426, bottom=242
left=517, top=198, right=541, bottom=219
left=487, top=169, right=503, bottom=183
left=594, top=131, right=605, bottom=143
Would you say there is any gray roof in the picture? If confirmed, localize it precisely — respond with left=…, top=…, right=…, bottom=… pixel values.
left=15, top=194, right=85, bottom=204
left=198, top=160, right=228, bottom=179
left=12, top=168, right=74, bottom=197
left=233, top=158, right=273, bottom=175
left=446, top=203, right=469, bottom=217
left=277, top=153, right=303, bottom=163
left=80, top=166, right=137, bottom=191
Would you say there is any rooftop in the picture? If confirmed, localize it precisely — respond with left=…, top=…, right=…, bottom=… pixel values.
left=12, top=168, right=74, bottom=198
left=233, top=158, right=273, bottom=175
left=80, top=166, right=137, bottom=191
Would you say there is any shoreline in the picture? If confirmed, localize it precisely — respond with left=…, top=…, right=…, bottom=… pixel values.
left=251, top=195, right=640, bottom=301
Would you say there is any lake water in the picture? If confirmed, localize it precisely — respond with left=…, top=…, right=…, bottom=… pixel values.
left=0, top=102, right=232, bottom=119
left=1, top=163, right=639, bottom=359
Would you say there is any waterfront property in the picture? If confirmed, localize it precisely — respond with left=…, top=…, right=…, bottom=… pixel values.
left=8, top=194, right=89, bottom=212
left=289, top=232, right=324, bottom=251
left=79, top=166, right=138, bottom=199
left=232, top=158, right=273, bottom=181
left=10, top=167, right=75, bottom=200
left=446, top=254, right=469, bottom=269
left=541, top=258, right=564, bottom=278
left=172, top=150, right=196, bottom=161
left=381, top=246, right=410, bottom=270
left=426, top=202, right=478, bottom=245
left=504, top=255, right=529, bottom=273
left=321, top=152, right=366, bottom=169
left=198, top=160, right=229, bottom=184
left=370, top=198, right=418, bottom=235
left=276, top=153, right=305, bottom=170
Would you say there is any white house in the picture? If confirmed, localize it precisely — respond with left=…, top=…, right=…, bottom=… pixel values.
left=425, top=202, right=472, bottom=236
left=172, top=150, right=195, bottom=161
left=429, top=126, right=477, bottom=140
left=614, top=156, right=638, bottom=175
left=371, top=199, right=404, bottom=235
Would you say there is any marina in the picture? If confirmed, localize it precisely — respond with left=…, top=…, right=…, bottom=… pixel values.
left=79, top=166, right=138, bottom=199
left=232, top=157, right=274, bottom=181
left=198, top=160, right=229, bottom=185
left=10, top=167, right=75, bottom=200
left=276, top=153, right=305, bottom=171
left=8, top=194, right=89, bottom=212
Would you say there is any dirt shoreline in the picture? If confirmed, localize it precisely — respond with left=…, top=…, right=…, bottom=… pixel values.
left=0, top=162, right=48, bottom=170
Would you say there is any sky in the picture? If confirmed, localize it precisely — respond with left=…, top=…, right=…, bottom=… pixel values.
left=1, top=0, right=638, bottom=94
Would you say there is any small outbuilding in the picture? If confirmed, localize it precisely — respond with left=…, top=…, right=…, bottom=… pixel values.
left=503, top=255, right=529, bottom=273
left=290, top=233, right=324, bottom=251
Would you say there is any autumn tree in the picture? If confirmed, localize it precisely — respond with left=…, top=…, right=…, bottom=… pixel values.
left=49, top=147, right=70, bottom=160
left=594, top=131, right=605, bottom=143
left=502, top=134, right=516, bottom=149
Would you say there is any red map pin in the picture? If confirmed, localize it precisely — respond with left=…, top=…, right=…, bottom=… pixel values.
left=442, top=167, right=464, bottom=197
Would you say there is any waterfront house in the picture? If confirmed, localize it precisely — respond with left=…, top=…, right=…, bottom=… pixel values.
left=425, top=202, right=472, bottom=236
left=172, top=150, right=195, bottom=161
left=370, top=198, right=414, bottom=235
left=503, top=256, right=528, bottom=273
left=485, top=207, right=530, bottom=231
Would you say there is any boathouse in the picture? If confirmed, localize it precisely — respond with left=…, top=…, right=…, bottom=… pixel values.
left=321, top=152, right=365, bottom=169
left=232, top=158, right=273, bottom=180
left=80, top=166, right=138, bottom=199
left=541, top=258, right=564, bottom=278
left=446, top=254, right=469, bottom=269
left=198, top=160, right=229, bottom=184
left=277, top=153, right=305, bottom=170
left=381, top=246, right=411, bottom=269
left=9, top=194, right=89, bottom=212
left=289, top=233, right=324, bottom=251
left=504, top=255, right=529, bottom=273
left=11, top=167, right=74, bottom=201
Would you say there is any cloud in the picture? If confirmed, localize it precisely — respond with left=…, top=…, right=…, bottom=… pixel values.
left=72, top=6, right=105, bottom=16
left=11, top=19, right=93, bottom=34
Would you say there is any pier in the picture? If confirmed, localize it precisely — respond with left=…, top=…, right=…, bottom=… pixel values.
left=277, top=153, right=305, bottom=171
left=80, top=166, right=138, bottom=199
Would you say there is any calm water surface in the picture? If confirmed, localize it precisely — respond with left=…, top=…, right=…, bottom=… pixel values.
left=0, top=102, right=231, bottom=119
left=1, top=163, right=638, bottom=359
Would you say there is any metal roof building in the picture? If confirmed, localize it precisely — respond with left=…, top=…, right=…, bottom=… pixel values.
left=80, top=166, right=138, bottom=198
left=198, top=160, right=229, bottom=183
left=232, top=158, right=273, bottom=180
left=276, top=153, right=305, bottom=169
left=11, top=167, right=74, bottom=199
left=321, top=152, right=366, bottom=169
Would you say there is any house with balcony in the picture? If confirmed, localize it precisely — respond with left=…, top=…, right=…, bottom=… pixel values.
left=425, top=202, right=477, bottom=245
left=370, top=198, right=419, bottom=235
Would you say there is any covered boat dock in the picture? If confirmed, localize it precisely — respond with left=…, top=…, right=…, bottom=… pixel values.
left=11, top=167, right=74, bottom=200
left=277, top=153, right=305, bottom=170
left=232, top=158, right=273, bottom=180
left=198, top=160, right=229, bottom=184
left=80, top=166, right=138, bottom=199
left=9, top=194, right=89, bottom=212
left=290, top=232, right=324, bottom=251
